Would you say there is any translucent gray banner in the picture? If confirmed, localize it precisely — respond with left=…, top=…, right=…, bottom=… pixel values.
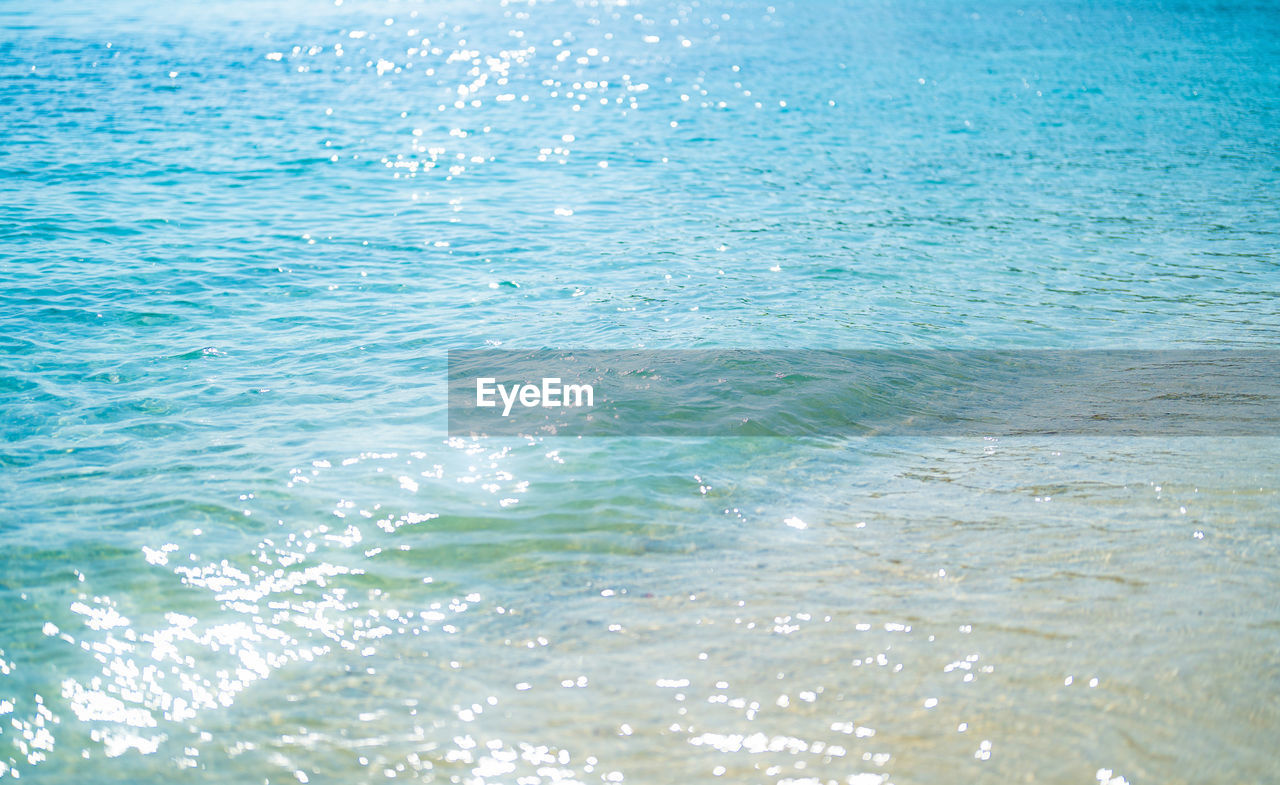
left=447, top=350, right=1280, bottom=437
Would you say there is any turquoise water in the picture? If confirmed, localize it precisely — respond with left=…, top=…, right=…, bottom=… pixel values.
left=2, top=0, right=1279, bottom=782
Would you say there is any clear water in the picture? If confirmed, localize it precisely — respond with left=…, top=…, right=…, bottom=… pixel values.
left=1, top=0, right=1278, bottom=783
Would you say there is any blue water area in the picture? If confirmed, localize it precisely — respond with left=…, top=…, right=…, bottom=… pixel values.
left=1, top=0, right=1278, bottom=783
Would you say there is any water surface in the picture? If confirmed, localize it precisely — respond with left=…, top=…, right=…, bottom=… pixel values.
left=1, top=0, right=1278, bottom=783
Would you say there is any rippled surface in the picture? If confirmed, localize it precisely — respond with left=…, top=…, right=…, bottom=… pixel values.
left=2, top=0, right=1279, bottom=782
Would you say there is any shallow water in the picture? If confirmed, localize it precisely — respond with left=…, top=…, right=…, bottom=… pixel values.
left=1, top=0, right=1278, bottom=783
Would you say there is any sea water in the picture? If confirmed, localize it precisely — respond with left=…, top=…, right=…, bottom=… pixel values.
left=1, top=0, right=1278, bottom=783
